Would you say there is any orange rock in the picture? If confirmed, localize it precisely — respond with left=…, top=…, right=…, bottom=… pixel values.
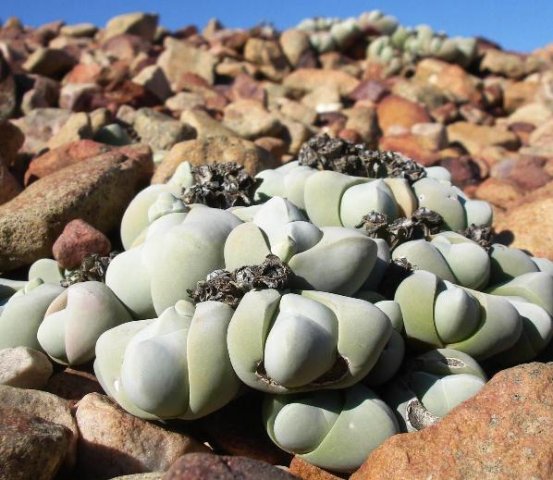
left=289, top=457, right=344, bottom=480
left=352, top=363, right=553, bottom=480
left=379, top=134, right=440, bottom=166
left=493, top=182, right=553, bottom=258
left=376, top=95, right=430, bottom=134
left=474, top=178, right=523, bottom=206
left=25, top=139, right=112, bottom=185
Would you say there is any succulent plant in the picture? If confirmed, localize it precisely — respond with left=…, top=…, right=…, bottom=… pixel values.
left=106, top=204, right=241, bottom=318
left=226, top=197, right=379, bottom=296
left=392, top=231, right=491, bottom=290
left=366, top=24, right=477, bottom=74
left=37, top=281, right=132, bottom=365
left=394, top=270, right=524, bottom=360
left=94, top=299, right=241, bottom=420
left=382, top=348, right=486, bottom=432
left=0, top=279, right=65, bottom=351
left=263, top=383, right=399, bottom=472
left=254, top=135, right=492, bottom=231
left=227, top=288, right=392, bottom=394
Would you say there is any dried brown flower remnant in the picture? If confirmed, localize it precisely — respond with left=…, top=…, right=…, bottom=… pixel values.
left=61, top=252, right=119, bottom=287
left=182, top=162, right=260, bottom=209
left=378, top=256, right=415, bottom=298
left=357, top=207, right=444, bottom=249
left=188, top=254, right=292, bottom=308
left=460, top=224, right=493, bottom=251
left=406, top=398, right=440, bottom=431
left=297, top=133, right=426, bottom=183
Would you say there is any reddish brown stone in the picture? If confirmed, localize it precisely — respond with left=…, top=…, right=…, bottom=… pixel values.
left=64, top=63, right=104, bottom=84
left=440, top=156, right=482, bottom=188
left=254, top=137, right=288, bottom=162
left=163, top=453, right=297, bottom=480
left=25, top=139, right=112, bottom=185
left=338, top=128, right=362, bottom=144
left=348, top=80, right=388, bottom=103
left=46, top=368, right=104, bottom=407
left=230, top=73, right=266, bottom=103
left=289, top=457, right=344, bottom=480
left=352, top=363, right=553, bottom=480
left=52, top=219, right=111, bottom=269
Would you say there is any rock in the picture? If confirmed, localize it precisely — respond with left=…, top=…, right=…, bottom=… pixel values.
left=475, top=178, right=523, bottom=206
left=229, top=73, right=266, bottom=103
left=503, top=81, right=538, bottom=113
left=507, top=102, right=552, bottom=127
left=152, top=136, right=277, bottom=183
left=284, top=68, right=360, bottom=96
left=376, top=95, right=431, bottom=134
left=133, top=108, right=194, bottom=151
left=165, top=92, right=205, bottom=112
left=0, top=161, right=21, bottom=205
left=46, top=368, right=103, bottom=406
left=440, top=156, right=481, bottom=188
left=104, top=12, right=158, bottom=42
left=524, top=117, right=553, bottom=156
left=59, top=82, right=100, bottom=111
left=278, top=98, right=317, bottom=126
left=493, top=155, right=552, bottom=191
left=21, top=76, right=60, bottom=114
left=301, top=85, right=342, bottom=113
left=23, top=48, right=76, bottom=78
left=459, top=103, right=494, bottom=125
left=198, top=393, right=291, bottom=466
left=0, top=408, right=71, bottom=480
left=343, top=106, right=378, bottom=143
left=352, top=363, right=553, bottom=480
left=277, top=115, right=312, bottom=155
left=223, top=99, right=283, bottom=139
left=25, top=140, right=112, bottom=185
left=379, top=134, right=441, bottom=166
left=158, top=38, right=217, bottom=87
left=47, top=112, right=93, bottom=150
left=0, top=144, right=153, bottom=271
left=349, top=80, right=388, bottom=103
left=163, top=453, right=297, bottom=480
left=0, top=51, right=16, bottom=121
left=411, top=122, right=448, bottom=150
left=0, top=121, right=24, bottom=165
left=254, top=137, right=287, bottom=162
left=280, top=29, right=311, bottom=67
left=133, top=65, right=172, bottom=102
left=493, top=183, right=553, bottom=258
left=481, top=49, right=528, bottom=79
left=244, top=38, right=288, bottom=75
left=414, top=58, right=482, bottom=104
left=52, top=219, right=111, bottom=269
left=12, top=108, right=71, bottom=156
left=447, top=121, right=520, bottom=155
left=180, top=109, right=236, bottom=139
left=0, top=384, right=78, bottom=469
left=76, top=393, right=208, bottom=479
left=0, top=347, right=53, bottom=389
left=60, top=23, right=98, bottom=38
left=65, top=62, right=104, bottom=85
left=289, top=457, right=343, bottom=480
left=110, top=475, right=164, bottom=480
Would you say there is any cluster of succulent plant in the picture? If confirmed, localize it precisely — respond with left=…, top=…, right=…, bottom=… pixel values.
left=295, top=10, right=476, bottom=71
left=1, top=134, right=552, bottom=473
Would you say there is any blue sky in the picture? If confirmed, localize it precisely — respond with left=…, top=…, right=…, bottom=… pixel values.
left=1, top=0, right=552, bottom=53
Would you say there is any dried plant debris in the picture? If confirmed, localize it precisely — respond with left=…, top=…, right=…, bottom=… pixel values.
left=406, top=398, right=440, bottom=431
left=182, top=162, right=261, bottom=209
left=61, top=252, right=119, bottom=287
left=297, top=133, right=426, bottom=183
left=188, top=254, right=292, bottom=308
left=460, top=224, right=493, bottom=251
left=357, top=207, right=444, bottom=249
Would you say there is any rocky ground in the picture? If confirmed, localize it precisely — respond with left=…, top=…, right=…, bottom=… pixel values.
left=1, top=10, right=553, bottom=480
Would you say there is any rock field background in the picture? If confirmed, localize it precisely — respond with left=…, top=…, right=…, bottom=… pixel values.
left=1, top=10, right=553, bottom=480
